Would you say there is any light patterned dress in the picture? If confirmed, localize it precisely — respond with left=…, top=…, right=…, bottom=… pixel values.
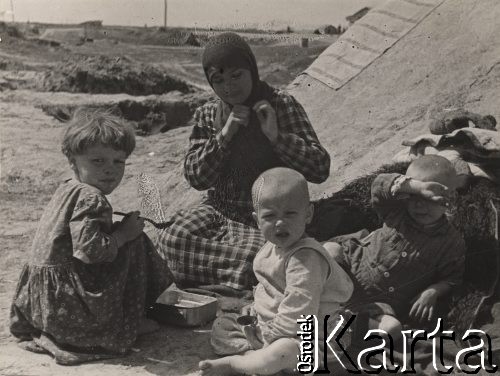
left=10, top=179, right=172, bottom=365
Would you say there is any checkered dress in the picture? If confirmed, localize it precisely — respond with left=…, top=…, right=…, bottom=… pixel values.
left=157, top=88, right=330, bottom=289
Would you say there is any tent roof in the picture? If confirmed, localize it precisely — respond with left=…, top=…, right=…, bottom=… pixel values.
left=288, top=0, right=500, bottom=198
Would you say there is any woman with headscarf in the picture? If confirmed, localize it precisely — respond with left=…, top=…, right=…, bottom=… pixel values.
left=157, top=32, right=330, bottom=290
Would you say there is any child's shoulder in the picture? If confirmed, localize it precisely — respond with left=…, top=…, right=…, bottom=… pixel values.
left=54, top=179, right=109, bottom=209
left=61, top=178, right=103, bottom=195
left=429, top=219, right=466, bottom=260
left=286, top=237, right=327, bottom=261
left=37, top=180, right=109, bottom=234
left=292, top=236, right=323, bottom=249
left=442, top=218, right=465, bottom=243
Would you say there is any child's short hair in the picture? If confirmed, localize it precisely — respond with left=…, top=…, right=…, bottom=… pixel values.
left=61, top=108, right=135, bottom=158
left=406, top=155, right=457, bottom=188
left=251, top=167, right=309, bottom=212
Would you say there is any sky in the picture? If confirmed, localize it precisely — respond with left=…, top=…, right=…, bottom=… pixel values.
left=1, top=0, right=386, bottom=30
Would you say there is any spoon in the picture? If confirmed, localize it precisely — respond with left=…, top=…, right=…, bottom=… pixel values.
left=113, top=211, right=174, bottom=230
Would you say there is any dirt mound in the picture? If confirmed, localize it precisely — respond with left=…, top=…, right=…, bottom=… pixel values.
left=35, top=55, right=195, bottom=95
left=39, top=91, right=213, bottom=134
left=118, top=92, right=211, bottom=133
left=0, top=58, right=28, bottom=71
left=155, top=29, right=202, bottom=46
left=39, top=28, right=85, bottom=44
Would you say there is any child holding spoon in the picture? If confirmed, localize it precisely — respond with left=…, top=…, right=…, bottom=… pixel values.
left=10, top=108, right=173, bottom=365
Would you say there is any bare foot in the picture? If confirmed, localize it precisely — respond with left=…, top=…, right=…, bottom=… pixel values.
left=199, top=358, right=236, bottom=376
left=138, top=318, right=160, bottom=335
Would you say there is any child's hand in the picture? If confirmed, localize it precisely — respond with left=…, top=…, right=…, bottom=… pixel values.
left=241, top=303, right=256, bottom=316
left=411, top=180, right=451, bottom=206
left=409, top=288, right=438, bottom=322
left=112, top=211, right=145, bottom=247
left=222, top=105, right=251, bottom=140
left=253, top=100, right=278, bottom=144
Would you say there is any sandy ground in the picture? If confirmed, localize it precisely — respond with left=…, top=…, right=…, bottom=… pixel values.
left=1, top=1, right=500, bottom=373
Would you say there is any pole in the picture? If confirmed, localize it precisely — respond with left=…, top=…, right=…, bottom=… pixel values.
left=163, top=0, right=167, bottom=29
left=10, top=0, right=15, bottom=22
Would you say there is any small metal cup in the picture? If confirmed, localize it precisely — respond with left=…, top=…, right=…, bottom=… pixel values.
left=237, top=315, right=257, bottom=327
left=237, top=315, right=263, bottom=350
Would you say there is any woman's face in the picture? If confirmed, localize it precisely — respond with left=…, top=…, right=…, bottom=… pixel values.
left=209, top=67, right=253, bottom=105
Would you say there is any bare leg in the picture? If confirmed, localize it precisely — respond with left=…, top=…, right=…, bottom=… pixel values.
left=199, top=337, right=298, bottom=376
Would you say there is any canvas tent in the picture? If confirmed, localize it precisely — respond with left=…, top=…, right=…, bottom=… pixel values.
left=288, top=0, right=500, bottom=199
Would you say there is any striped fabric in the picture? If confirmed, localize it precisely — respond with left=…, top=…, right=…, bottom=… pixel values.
left=304, top=0, right=445, bottom=89
left=156, top=203, right=266, bottom=290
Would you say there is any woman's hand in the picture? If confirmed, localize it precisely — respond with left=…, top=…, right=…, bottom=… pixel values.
left=253, top=100, right=278, bottom=144
left=221, top=105, right=250, bottom=141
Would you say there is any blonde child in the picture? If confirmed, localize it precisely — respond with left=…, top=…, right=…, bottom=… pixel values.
left=325, top=155, right=466, bottom=341
left=199, top=167, right=353, bottom=375
left=10, top=108, right=173, bottom=365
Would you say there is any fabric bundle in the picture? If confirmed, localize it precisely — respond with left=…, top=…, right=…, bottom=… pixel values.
left=393, top=110, right=500, bottom=184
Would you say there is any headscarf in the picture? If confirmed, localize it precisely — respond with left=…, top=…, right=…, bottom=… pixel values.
left=202, top=32, right=274, bottom=107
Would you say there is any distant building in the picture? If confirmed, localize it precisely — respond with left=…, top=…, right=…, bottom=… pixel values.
left=346, top=7, right=371, bottom=25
